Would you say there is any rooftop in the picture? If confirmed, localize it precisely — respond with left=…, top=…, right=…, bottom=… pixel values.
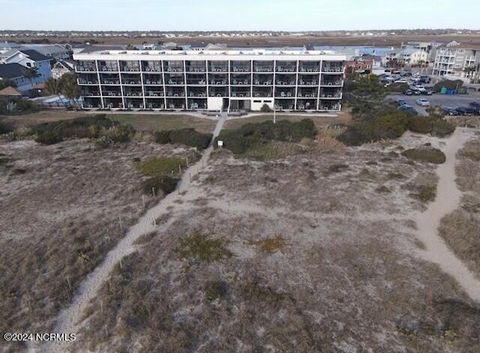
left=75, top=48, right=341, bottom=57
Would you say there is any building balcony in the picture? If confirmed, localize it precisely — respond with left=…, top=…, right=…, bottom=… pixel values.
left=124, top=91, right=143, bottom=97
left=122, top=80, right=142, bottom=85
left=146, top=90, right=164, bottom=97
left=165, top=80, right=184, bottom=85
left=297, top=92, right=317, bottom=98
left=276, top=66, right=296, bottom=72
left=321, top=80, right=343, bottom=86
left=121, top=67, right=140, bottom=72
left=298, top=80, right=318, bottom=86
left=275, top=80, right=296, bottom=86
left=275, top=91, right=294, bottom=98
left=186, top=79, right=206, bottom=85
left=209, top=80, right=228, bottom=85
left=188, top=92, right=207, bottom=97
left=99, top=66, right=118, bottom=72
left=76, top=66, right=96, bottom=72
left=231, top=66, right=251, bottom=73
left=322, top=67, right=343, bottom=73
left=103, top=91, right=122, bottom=97
left=78, top=79, right=99, bottom=85
left=83, top=91, right=101, bottom=97
left=166, top=92, right=185, bottom=97
left=186, top=67, right=206, bottom=73
left=253, top=80, right=273, bottom=85
left=209, top=67, right=228, bottom=73
left=164, top=67, right=183, bottom=73
left=101, top=80, right=120, bottom=85
left=231, top=80, right=250, bottom=86
left=144, top=79, right=162, bottom=85
left=320, top=93, right=342, bottom=99
left=299, top=66, right=320, bottom=73
left=143, top=66, right=162, bottom=72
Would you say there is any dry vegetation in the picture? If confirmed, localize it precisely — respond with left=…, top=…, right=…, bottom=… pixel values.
left=67, top=130, right=480, bottom=353
left=439, top=133, right=480, bottom=275
left=0, top=138, right=195, bottom=353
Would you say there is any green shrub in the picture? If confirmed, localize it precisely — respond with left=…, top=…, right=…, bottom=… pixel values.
left=414, top=185, right=437, bottom=202
left=433, top=79, right=463, bottom=93
left=35, top=130, right=63, bottom=145
left=154, top=128, right=212, bottom=150
left=32, top=114, right=118, bottom=143
left=153, top=130, right=171, bottom=144
left=337, top=108, right=409, bottom=146
left=141, top=176, right=178, bottom=196
left=260, top=104, right=273, bottom=113
left=204, top=280, right=228, bottom=302
left=217, top=119, right=317, bottom=154
left=402, top=148, right=446, bottom=164
left=0, top=120, right=15, bottom=134
left=136, top=157, right=186, bottom=177
left=106, top=125, right=135, bottom=143
left=408, top=116, right=433, bottom=134
left=431, top=119, right=455, bottom=137
left=175, top=233, right=232, bottom=265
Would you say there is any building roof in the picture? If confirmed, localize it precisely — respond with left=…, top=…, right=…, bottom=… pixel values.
left=0, top=63, right=27, bottom=79
left=19, top=49, right=50, bottom=62
left=0, top=86, right=21, bottom=96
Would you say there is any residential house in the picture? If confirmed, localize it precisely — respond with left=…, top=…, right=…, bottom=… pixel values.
left=432, top=42, right=480, bottom=82
left=52, top=60, right=75, bottom=79
left=0, top=63, right=37, bottom=92
left=1, top=49, right=52, bottom=86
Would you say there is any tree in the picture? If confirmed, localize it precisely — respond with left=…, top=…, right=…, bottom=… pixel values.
left=45, top=78, right=66, bottom=107
left=0, top=79, right=17, bottom=90
left=23, top=67, right=39, bottom=90
left=59, top=73, right=80, bottom=107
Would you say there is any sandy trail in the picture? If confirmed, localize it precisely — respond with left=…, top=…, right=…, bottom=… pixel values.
left=415, top=127, right=480, bottom=302
left=33, top=114, right=227, bottom=353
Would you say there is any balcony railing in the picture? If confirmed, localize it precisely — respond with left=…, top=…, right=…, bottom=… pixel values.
left=125, top=91, right=143, bottom=97
left=84, top=91, right=100, bottom=97
left=186, top=67, right=206, bottom=73
left=321, top=80, right=343, bottom=86
left=99, top=66, right=118, bottom=72
left=144, top=79, right=162, bottom=85
left=166, top=80, right=184, bottom=85
left=103, top=91, right=122, bottom=97
left=146, top=91, right=163, bottom=96
left=164, top=67, right=183, bottom=73
left=276, top=91, right=294, bottom=97
left=276, top=66, right=296, bottom=72
left=188, top=92, right=207, bottom=97
left=320, top=93, right=342, bottom=99
left=187, top=80, right=206, bottom=85
left=209, top=80, right=228, bottom=85
left=78, top=79, right=99, bottom=85
left=101, top=80, right=120, bottom=85
left=299, top=67, right=320, bottom=73
left=121, top=66, right=140, bottom=72
left=166, top=92, right=185, bottom=97
left=297, top=93, right=317, bottom=98
left=76, top=66, right=96, bottom=72
left=231, top=80, right=249, bottom=85
left=210, top=67, right=228, bottom=72
left=231, top=67, right=250, bottom=73
left=275, top=80, right=296, bottom=85
left=299, top=80, right=318, bottom=86
left=253, top=80, right=273, bottom=85
left=322, top=67, right=343, bottom=73
left=254, top=66, right=274, bottom=72
left=122, top=80, right=142, bottom=85
left=143, top=66, right=162, bottom=72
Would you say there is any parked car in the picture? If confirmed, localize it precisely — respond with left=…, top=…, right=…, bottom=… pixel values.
left=397, top=99, right=407, bottom=106
left=416, top=98, right=430, bottom=106
left=421, top=90, right=433, bottom=96
left=468, top=102, right=480, bottom=113
left=441, top=106, right=458, bottom=116
left=399, top=105, right=418, bottom=115
left=456, top=106, right=476, bottom=116
left=404, top=89, right=414, bottom=96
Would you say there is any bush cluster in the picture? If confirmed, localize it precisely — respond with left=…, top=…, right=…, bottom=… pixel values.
left=0, top=120, right=14, bottom=135
left=141, top=176, right=179, bottom=196
left=408, top=116, right=455, bottom=137
left=154, top=128, right=212, bottom=150
left=401, top=148, right=446, bottom=164
left=136, top=157, right=186, bottom=177
left=0, top=97, right=40, bottom=115
left=217, top=119, right=317, bottom=154
left=33, top=115, right=117, bottom=144
left=338, top=108, right=409, bottom=146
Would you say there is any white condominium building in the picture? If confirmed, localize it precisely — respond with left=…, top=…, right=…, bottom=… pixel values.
left=432, top=43, right=480, bottom=80
left=73, top=48, right=346, bottom=112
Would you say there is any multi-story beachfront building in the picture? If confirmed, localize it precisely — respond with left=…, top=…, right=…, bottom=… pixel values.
left=73, top=48, right=346, bottom=112
left=432, top=42, right=480, bottom=82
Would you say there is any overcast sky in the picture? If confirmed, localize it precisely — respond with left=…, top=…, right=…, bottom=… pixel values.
left=0, top=0, right=478, bottom=31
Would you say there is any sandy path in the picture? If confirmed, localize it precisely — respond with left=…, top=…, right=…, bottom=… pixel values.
left=415, top=127, right=480, bottom=302
left=33, top=114, right=227, bottom=353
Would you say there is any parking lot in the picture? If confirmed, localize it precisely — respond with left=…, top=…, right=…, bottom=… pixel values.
left=388, top=94, right=480, bottom=116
